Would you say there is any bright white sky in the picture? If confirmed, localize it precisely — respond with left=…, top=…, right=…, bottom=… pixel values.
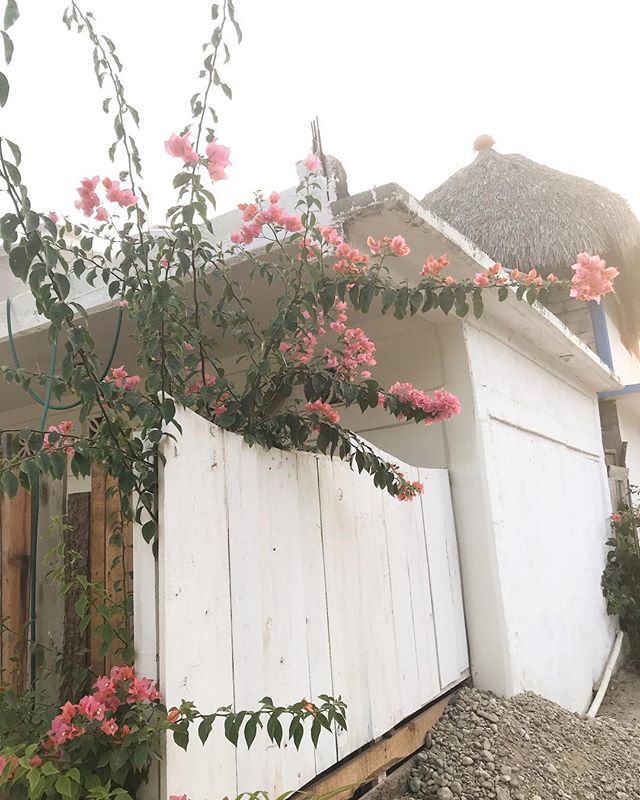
left=4, top=0, right=640, bottom=224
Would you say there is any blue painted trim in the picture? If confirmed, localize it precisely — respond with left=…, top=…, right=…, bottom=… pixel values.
left=589, top=300, right=614, bottom=370
left=599, top=383, right=640, bottom=400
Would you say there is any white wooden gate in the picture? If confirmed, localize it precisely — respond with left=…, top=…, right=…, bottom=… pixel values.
left=136, top=406, right=469, bottom=800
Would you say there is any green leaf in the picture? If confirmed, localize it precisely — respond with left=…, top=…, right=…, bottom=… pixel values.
left=0, top=470, right=18, bottom=497
left=54, top=775, right=73, bottom=799
left=0, top=70, right=9, bottom=106
left=198, top=716, right=213, bottom=745
left=3, top=0, right=19, bottom=30
left=244, top=714, right=259, bottom=748
left=173, top=728, right=189, bottom=751
left=2, top=31, right=13, bottom=63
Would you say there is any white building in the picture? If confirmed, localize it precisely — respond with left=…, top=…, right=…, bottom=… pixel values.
left=1, top=143, right=634, bottom=796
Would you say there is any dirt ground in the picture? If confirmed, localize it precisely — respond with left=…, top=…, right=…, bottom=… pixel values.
left=599, top=665, right=640, bottom=725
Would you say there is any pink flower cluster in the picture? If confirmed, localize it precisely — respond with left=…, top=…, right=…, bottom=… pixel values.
left=105, top=366, right=141, bottom=392
left=43, top=420, right=75, bottom=458
left=385, top=382, right=461, bottom=424
left=165, top=132, right=199, bottom=163
left=184, top=373, right=229, bottom=417
left=0, top=755, right=19, bottom=780
left=102, top=177, right=137, bottom=207
left=231, top=192, right=303, bottom=245
left=303, top=153, right=320, bottom=172
left=74, top=176, right=137, bottom=220
left=206, top=139, right=231, bottom=181
left=385, top=463, right=424, bottom=502
left=570, top=252, right=619, bottom=303
left=279, top=300, right=376, bottom=381
left=47, top=665, right=159, bottom=748
left=164, top=132, right=231, bottom=181
left=367, top=235, right=411, bottom=257
left=305, top=400, right=341, bottom=425
left=320, top=227, right=369, bottom=275
left=421, top=254, right=449, bottom=276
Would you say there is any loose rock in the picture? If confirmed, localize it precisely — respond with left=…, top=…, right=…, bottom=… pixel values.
left=403, top=686, right=640, bottom=800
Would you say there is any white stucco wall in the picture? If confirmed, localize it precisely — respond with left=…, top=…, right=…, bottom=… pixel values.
left=454, top=320, right=615, bottom=712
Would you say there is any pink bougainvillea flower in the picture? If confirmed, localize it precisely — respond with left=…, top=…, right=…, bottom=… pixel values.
left=386, top=382, right=461, bottom=424
left=47, top=211, right=59, bottom=223
left=206, top=139, right=231, bottom=181
left=612, top=513, right=622, bottom=523
left=367, top=236, right=381, bottom=255
left=269, top=190, right=280, bottom=205
left=105, top=366, right=141, bottom=392
left=43, top=421, right=75, bottom=457
left=29, top=756, right=43, bottom=768
left=74, top=175, right=100, bottom=216
left=118, top=299, right=129, bottom=308
left=78, top=694, right=106, bottom=721
left=319, top=225, right=343, bottom=246
left=444, top=275, right=456, bottom=285
left=95, top=206, right=109, bottom=222
left=474, top=272, right=490, bottom=287
left=118, top=188, right=138, bottom=207
left=103, top=178, right=137, bottom=208
left=167, top=708, right=181, bottom=724
left=305, top=400, right=341, bottom=425
left=303, top=152, right=320, bottom=172
left=169, top=796, right=189, bottom=800
left=100, top=718, right=118, bottom=736
left=570, top=252, right=619, bottom=303
left=165, top=132, right=199, bottom=163
left=184, top=341, right=194, bottom=351
left=388, top=235, right=411, bottom=257
left=421, top=254, right=449, bottom=277
left=510, top=269, right=521, bottom=280
left=548, top=273, right=559, bottom=283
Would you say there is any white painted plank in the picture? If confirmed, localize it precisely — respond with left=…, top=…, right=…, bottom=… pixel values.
left=419, top=469, right=469, bottom=688
left=225, top=437, right=321, bottom=795
left=381, top=465, right=439, bottom=713
left=158, top=412, right=237, bottom=800
left=317, top=458, right=373, bottom=758
left=294, top=454, right=337, bottom=776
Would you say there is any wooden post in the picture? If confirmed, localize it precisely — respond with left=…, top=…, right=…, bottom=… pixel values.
left=89, top=465, right=133, bottom=676
left=61, top=492, right=91, bottom=701
left=0, top=487, right=32, bottom=691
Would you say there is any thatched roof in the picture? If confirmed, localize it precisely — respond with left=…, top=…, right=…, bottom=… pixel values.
left=422, top=139, right=640, bottom=316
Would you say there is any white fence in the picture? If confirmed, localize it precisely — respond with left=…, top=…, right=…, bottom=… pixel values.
left=136, top=406, right=469, bottom=800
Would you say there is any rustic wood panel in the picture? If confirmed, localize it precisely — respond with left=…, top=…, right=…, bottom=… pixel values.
left=35, top=477, right=66, bottom=701
left=89, top=466, right=133, bottom=676
left=296, top=695, right=451, bottom=800
left=61, top=491, right=91, bottom=700
left=89, top=464, right=107, bottom=675
left=0, top=486, right=32, bottom=691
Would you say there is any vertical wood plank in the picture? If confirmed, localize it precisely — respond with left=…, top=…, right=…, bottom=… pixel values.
left=35, top=476, right=66, bottom=700
left=89, top=464, right=106, bottom=676
left=61, top=492, right=91, bottom=700
left=381, top=465, right=439, bottom=713
left=158, top=414, right=236, bottom=800
left=0, top=487, right=31, bottom=691
left=419, top=469, right=469, bottom=688
left=226, top=440, right=325, bottom=794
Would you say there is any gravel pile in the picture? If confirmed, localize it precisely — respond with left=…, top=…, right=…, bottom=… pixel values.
left=406, top=686, right=640, bottom=800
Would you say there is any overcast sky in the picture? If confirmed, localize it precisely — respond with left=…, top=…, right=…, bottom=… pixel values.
left=4, top=0, right=640, bottom=224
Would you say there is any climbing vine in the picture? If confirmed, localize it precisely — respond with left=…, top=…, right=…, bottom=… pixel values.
left=602, top=499, right=640, bottom=663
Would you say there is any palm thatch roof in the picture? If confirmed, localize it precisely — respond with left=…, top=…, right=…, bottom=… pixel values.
left=422, top=138, right=640, bottom=320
